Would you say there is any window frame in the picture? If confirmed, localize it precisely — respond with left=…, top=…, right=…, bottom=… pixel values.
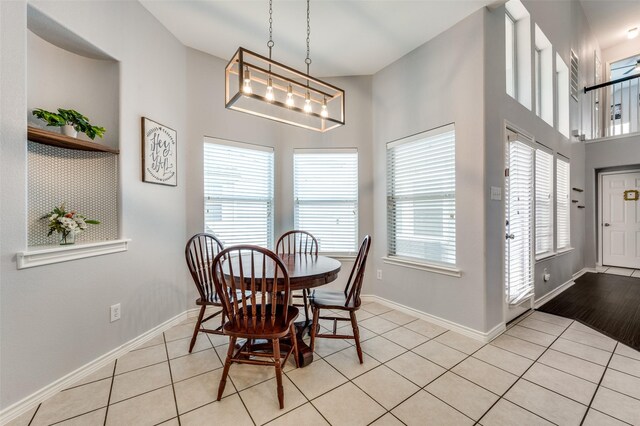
left=534, top=147, right=554, bottom=259
left=293, top=148, right=359, bottom=255
left=505, top=11, right=517, bottom=99
left=385, top=124, right=457, bottom=273
left=203, top=138, right=275, bottom=249
left=556, top=157, right=571, bottom=251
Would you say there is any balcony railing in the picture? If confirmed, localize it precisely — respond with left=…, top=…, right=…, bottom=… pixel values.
left=584, top=73, right=640, bottom=139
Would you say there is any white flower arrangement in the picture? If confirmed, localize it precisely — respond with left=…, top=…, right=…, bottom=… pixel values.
left=43, top=204, right=100, bottom=244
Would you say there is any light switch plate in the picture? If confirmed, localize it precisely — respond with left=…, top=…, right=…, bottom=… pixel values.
left=490, top=186, right=502, bottom=201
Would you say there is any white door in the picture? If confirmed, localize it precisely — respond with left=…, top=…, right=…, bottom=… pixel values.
left=602, top=171, right=640, bottom=268
left=505, top=130, right=535, bottom=322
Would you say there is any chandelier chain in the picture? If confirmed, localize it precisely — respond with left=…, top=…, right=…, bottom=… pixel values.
left=267, top=0, right=274, bottom=58
left=305, top=0, right=312, bottom=74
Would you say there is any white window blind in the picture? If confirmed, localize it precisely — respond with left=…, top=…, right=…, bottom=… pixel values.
left=294, top=149, right=358, bottom=254
left=203, top=139, right=274, bottom=248
left=506, top=137, right=534, bottom=304
left=556, top=158, right=571, bottom=250
left=535, top=149, right=554, bottom=257
left=387, top=124, right=456, bottom=265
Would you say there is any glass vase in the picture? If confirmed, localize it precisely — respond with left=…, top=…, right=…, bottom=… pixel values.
left=60, top=232, right=76, bottom=245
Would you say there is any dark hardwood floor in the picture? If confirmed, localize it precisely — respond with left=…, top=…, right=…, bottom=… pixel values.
left=538, top=272, right=640, bottom=351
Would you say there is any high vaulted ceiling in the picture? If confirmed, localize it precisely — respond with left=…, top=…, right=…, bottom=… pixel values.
left=580, top=0, right=640, bottom=51
left=140, top=0, right=494, bottom=77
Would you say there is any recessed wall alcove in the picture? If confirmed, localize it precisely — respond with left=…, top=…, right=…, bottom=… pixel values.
left=23, top=6, right=124, bottom=264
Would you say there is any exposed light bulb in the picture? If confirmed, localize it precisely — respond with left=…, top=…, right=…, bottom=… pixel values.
left=242, top=66, right=252, bottom=94
left=265, top=77, right=274, bottom=101
left=286, top=85, right=295, bottom=106
left=628, top=27, right=639, bottom=39
left=304, top=91, right=312, bottom=113
left=320, top=97, right=328, bottom=118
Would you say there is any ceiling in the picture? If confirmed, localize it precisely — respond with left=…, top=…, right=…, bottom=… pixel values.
left=580, top=0, right=640, bottom=51
left=140, top=0, right=494, bottom=77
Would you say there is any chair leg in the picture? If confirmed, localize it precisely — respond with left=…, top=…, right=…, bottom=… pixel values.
left=310, top=307, right=320, bottom=353
left=217, top=336, right=236, bottom=401
left=350, top=311, right=363, bottom=364
left=272, top=338, right=284, bottom=409
left=189, top=305, right=206, bottom=353
left=302, top=289, right=309, bottom=322
left=290, top=323, right=300, bottom=368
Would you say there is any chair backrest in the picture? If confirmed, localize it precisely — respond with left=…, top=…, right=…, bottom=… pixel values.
left=276, top=230, right=318, bottom=256
left=185, top=233, right=225, bottom=302
left=212, top=245, right=291, bottom=327
left=344, top=235, right=372, bottom=308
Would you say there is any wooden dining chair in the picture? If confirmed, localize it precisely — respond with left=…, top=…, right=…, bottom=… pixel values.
left=276, top=230, right=318, bottom=322
left=184, top=233, right=229, bottom=353
left=310, top=235, right=371, bottom=363
left=212, top=245, right=300, bottom=409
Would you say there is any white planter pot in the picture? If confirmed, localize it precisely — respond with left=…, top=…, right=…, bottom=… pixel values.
left=61, top=125, right=78, bottom=138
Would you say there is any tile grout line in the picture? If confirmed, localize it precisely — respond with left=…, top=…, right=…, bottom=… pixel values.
left=102, top=360, right=117, bottom=426
left=162, top=333, right=182, bottom=426
left=26, top=403, right=41, bottom=426
left=476, top=319, right=574, bottom=425
left=579, top=342, right=618, bottom=426
left=213, top=340, right=258, bottom=426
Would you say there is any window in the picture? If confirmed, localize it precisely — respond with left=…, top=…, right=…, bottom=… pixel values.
left=556, top=54, right=570, bottom=138
left=294, top=149, right=358, bottom=254
left=387, top=124, right=456, bottom=265
left=505, top=12, right=516, bottom=98
left=535, top=24, right=553, bottom=126
left=556, top=158, right=570, bottom=250
left=535, top=47, right=542, bottom=116
left=203, top=139, right=274, bottom=248
left=505, top=0, right=532, bottom=109
left=535, top=149, right=553, bottom=257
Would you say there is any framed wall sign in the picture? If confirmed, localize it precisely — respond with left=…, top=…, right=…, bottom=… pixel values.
left=142, top=117, right=177, bottom=186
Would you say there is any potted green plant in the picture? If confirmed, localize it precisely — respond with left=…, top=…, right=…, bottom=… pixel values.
left=32, top=108, right=106, bottom=140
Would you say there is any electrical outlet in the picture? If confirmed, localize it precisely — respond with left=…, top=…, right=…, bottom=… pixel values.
left=110, top=303, right=121, bottom=322
left=376, top=269, right=382, bottom=280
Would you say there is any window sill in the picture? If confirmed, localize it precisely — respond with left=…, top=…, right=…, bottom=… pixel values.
left=325, top=254, right=357, bottom=261
left=535, top=247, right=574, bottom=263
left=536, top=252, right=556, bottom=262
left=557, top=247, right=574, bottom=255
left=17, top=239, right=130, bottom=270
left=382, top=257, right=462, bottom=277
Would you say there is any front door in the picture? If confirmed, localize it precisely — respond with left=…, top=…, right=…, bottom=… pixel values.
left=505, top=130, right=535, bottom=322
left=602, top=171, right=640, bottom=268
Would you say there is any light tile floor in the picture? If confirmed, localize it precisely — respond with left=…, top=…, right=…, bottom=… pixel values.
left=9, top=304, right=640, bottom=426
left=598, top=266, right=640, bottom=278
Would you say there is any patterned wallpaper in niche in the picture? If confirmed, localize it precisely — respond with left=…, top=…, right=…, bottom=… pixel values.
left=28, top=141, right=119, bottom=246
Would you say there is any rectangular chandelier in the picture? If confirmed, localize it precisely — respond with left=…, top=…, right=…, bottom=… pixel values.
left=225, top=47, right=345, bottom=132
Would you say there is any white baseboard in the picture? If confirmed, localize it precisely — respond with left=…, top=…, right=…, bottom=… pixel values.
left=0, top=311, right=188, bottom=426
left=534, top=275, right=578, bottom=310
left=361, top=295, right=506, bottom=343
left=577, top=267, right=597, bottom=277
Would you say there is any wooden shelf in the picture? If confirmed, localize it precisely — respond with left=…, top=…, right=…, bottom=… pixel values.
left=27, top=126, right=119, bottom=154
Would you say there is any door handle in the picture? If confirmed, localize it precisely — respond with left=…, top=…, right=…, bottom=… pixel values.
left=506, top=233, right=515, bottom=240
left=604, top=223, right=610, bottom=227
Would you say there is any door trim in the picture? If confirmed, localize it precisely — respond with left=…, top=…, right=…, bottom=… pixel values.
left=598, top=169, right=640, bottom=267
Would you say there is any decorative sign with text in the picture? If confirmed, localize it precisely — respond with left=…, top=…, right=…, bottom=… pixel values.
left=142, top=117, right=177, bottom=186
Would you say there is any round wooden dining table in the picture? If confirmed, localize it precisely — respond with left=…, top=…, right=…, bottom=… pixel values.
left=223, top=253, right=341, bottom=367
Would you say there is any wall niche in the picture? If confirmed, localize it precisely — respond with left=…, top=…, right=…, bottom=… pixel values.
left=26, top=6, right=121, bottom=249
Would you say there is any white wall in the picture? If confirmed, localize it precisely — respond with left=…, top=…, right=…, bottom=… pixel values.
left=372, top=10, right=488, bottom=332
left=0, top=0, right=187, bottom=410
